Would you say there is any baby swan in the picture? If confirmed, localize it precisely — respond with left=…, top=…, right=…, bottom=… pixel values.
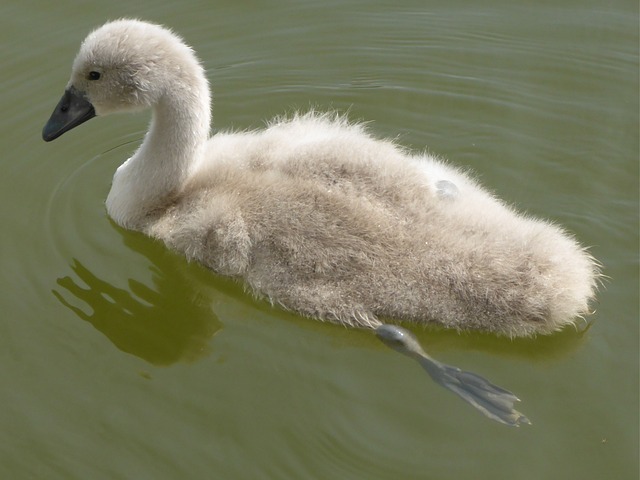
left=43, top=19, right=599, bottom=338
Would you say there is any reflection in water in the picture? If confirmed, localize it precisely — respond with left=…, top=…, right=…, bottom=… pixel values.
left=52, top=225, right=590, bottom=370
left=53, top=230, right=221, bottom=366
left=52, top=208, right=591, bottom=374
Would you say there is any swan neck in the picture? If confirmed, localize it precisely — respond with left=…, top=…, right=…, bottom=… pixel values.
left=106, top=77, right=211, bottom=230
left=145, top=91, right=211, bottom=169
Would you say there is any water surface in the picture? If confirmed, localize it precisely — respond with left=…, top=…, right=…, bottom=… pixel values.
left=1, top=0, right=638, bottom=479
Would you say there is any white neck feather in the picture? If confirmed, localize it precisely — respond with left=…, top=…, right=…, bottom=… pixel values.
left=106, top=69, right=211, bottom=230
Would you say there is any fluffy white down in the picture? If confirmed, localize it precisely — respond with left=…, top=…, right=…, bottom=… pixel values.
left=58, top=19, right=599, bottom=337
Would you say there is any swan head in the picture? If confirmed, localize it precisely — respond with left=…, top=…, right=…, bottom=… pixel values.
left=43, top=19, right=206, bottom=141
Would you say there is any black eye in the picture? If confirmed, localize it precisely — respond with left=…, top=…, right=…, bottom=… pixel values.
left=88, top=71, right=101, bottom=80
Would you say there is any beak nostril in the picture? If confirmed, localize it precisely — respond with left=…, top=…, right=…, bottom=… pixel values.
left=42, top=87, right=96, bottom=141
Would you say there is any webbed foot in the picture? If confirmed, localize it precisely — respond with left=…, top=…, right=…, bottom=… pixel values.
left=375, top=324, right=530, bottom=426
left=418, top=357, right=531, bottom=426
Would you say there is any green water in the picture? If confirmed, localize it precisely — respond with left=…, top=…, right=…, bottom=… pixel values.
left=1, top=0, right=638, bottom=478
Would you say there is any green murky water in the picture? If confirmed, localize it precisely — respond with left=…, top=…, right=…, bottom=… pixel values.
left=1, top=0, right=638, bottom=478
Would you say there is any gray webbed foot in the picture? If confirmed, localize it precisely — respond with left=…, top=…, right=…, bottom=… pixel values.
left=435, top=179, right=459, bottom=200
left=420, top=358, right=531, bottom=426
left=375, top=324, right=531, bottom=426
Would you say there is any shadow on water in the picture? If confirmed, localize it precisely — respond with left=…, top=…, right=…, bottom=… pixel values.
left=52, top=227, right=223, bottom=366
left=52, top=219, right=592, bottom=368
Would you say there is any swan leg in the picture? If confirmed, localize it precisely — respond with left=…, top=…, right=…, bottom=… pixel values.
left=418, top=357, right=531, bottom=426
left=435, top=179, right=459, bottom=200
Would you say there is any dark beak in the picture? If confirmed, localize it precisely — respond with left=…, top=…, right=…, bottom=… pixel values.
left=42, top=87, right=96, bottom=142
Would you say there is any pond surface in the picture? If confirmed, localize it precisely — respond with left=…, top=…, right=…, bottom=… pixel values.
left=1, top=0, right=638, bottom=478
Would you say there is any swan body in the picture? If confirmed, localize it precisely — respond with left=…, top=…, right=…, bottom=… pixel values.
left=43, top=19, right=599, bottom=337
